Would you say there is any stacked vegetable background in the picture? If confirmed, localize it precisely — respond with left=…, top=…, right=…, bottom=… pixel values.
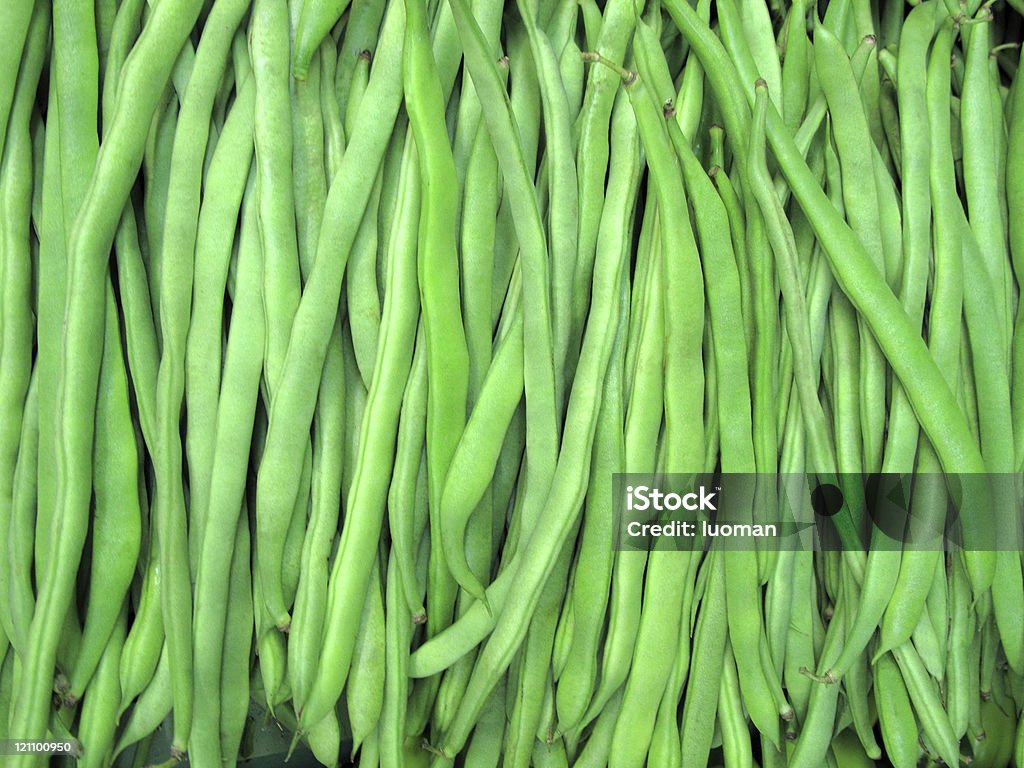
left=1, top=0, right=1024, bottom=765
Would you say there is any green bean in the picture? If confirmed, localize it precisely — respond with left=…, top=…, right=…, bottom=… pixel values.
left=625, top=40, right=705, bottom=479
left=571, top=0, right=642, bottom=365
left=76, top=604, right=127, bottom=768
left=814, top=24, right=890, bottom=475
left=785, top=552, right=821, bottom=724
left=579, top=0, right=603, bottom=53
left=389, top=335, right=429, bottom=619
left=647, top=552, right=696, bottom=768
left=554, top=135, right=634, bottom=729
left=250, top=0, right=311, bottom=627
left=344, top=49, right=372, bottom=149
left=532, top=736, right=569, bottom=768
left=347, top=172, right=384, bottom=389
left=434, top=50, right=641, bottom=757
left=460, top=677, right=506, bottom=767
left=291, top=37, right=329, bottom=281
left=321, top=38, right=347, bottom=167
left=672, top=0, right=990, bottom=485
left=961, top=10, right=1013, bottom=343
left=280, top=453, right=311, bottom=611
left=572, top=690, right=623, bottom=768
left=219, top=513, right=254, bottom=767
left=460, top=116, right=500, bottom=406
left=294, top=0, right=353, bottom=81
left=674, top=11, right=707, bottom=144
left=13, top=0, right=205, bottom=748
left=189, top=174, right=264, bottom=768
left=288, top=317, right=346, bottom=708
left=379, top=553, right=413, bottom=767
left=781, top=0, right=810, bottom=133
left=719, top=642, right=754, bottom=768
left=609, top=549, right=692, bottom=767
left=750, top=82, right=839, bottom=485
left=253, top=0, right=403, bottom=637
left=559, top=33, right=584, bottom=123
left=505, top=538, right=574, bottom=768
left=296, top=5, right=418, bottom=730
left=149, top=2, right=252, bottom=754
left=333, top=0, right=385, bottom=115
left=836, top=565, right=881, bottom=759
left=66, top=285, right=142, bottom=705
left=787, top=565, right=848, bottom=768
left=517, top=0, right=579, bottom=416
left=735, top=0, right=784, bottom=112
left=118, top=546, right=163, bottom=717
left=252, top=0, right=300, bottom=389
left=184, top=74, right=256, bottom=555
left=306, top=702, right=342, bottom=768
left=506, top=20, right=542, bottom=178
left=33, top=69, right=67, bottom=586
left=252, top=557, right=287, bottom=713
left=446, top=0, right=557, bottom=612
left=438, top=304, right=524, bottom=604
left=1011, top=73, right=1024, bottom=469
left=0, top=646, right=11, bottom=727
left=892, top=642, right=960, bottom=768
left=879, top=1, right=939, bottom=478
left=873, top=651, right=922, bottom=768
left=141, top=93, right=177, bottom=331
left=581, top=192, right=661, bottom=731
left=348, top=557, right=386, bottom=756
left=449, top=0, right=503, bottom=206
left=656, top=74, right=754, bottom=477
left=0, top=1, right=34, bottom=164
left=7, top=367, right=37, bottom=659
left=0, top=0, right=46, bottom=654
left=113, top=644, right=173, bottom=761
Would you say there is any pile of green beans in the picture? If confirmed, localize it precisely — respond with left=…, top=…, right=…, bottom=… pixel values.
left=2, top=0, right=1024, bottom=765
